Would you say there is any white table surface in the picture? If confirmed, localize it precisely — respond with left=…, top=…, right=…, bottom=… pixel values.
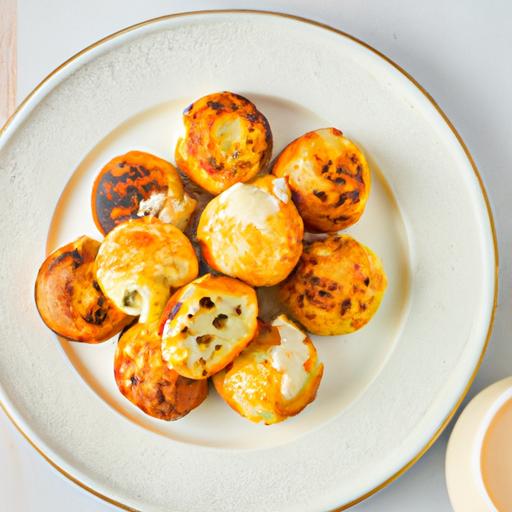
left=3, top=0, right=511, bottom=510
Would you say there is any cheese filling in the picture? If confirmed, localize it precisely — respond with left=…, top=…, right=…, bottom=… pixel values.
left=137, top=192, right=167, bottom=217
left=272, top=177, right=290, bottom=204
left=214, top=117, right=244, bottom=154
left=138, top=191, right=195, bottom=231
left=121, top=283, right=168, bottom=324
left=162, top=293, right=255, bottom=369
left=270, top=316, right=310, bottom=401
left=217, top=183, right=280, bottom=232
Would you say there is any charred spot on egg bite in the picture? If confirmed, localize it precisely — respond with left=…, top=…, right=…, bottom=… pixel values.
left=92, top=151, right=196, bottom=235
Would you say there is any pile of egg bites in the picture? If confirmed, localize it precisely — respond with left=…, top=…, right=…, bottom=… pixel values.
left=35, top=92, right=387, bottom=425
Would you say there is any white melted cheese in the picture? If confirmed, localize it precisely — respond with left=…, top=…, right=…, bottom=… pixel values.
left=158, top=202, right=178, bottom=223
left=137, top=192, right=167, bottom=217
left=162, top=291, right=254, bottom=369
left=158, top=193, right=196, bottom=231
left=135, top=285, right=153, bottom=324
left=272, top=177, right=290, bottom=203
left=122, top=283, right=170, bottom=325
left=183, top=294, right=252, bottom=367
left=270, top=316, right=309, bottom=401
left=215, top=117, right=243, bottom=153
left=218, top=183, right=279, bottom=232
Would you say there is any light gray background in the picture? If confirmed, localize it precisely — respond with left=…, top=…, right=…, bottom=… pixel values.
left=3, top=0, right=510, bottom=510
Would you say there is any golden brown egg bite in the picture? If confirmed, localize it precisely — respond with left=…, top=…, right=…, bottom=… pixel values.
left=95, top=217, right=198, bottom=324
left=279, top=235, right=387, bottom=335
left=213, top=315, right=323, bottom=425
left=196, top=175, right=303, bottom=287
left=35, top=236, right=132, bottom=342
left=92, top=150, right=196, bottom=235
left=175, top=92, right=273, bottom=195
left=272, top=128, right=370, bottom=232
left=115, top=322, right=208, bottom=420
left=159, top=274, right=258, bottom=380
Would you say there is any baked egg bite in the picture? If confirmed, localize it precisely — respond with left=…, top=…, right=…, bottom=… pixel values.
left=159, top=274, right=258, bottom=380
left=196, top=175, right=303, bottom=287
left=279, top=235, right=387, bottom=335
left=272, top=128, right=370, bottom=232
left=175, top=91, right=273, bottom=195
left=35, top=236, right=132, bottom=342
left=95, top=217, right=198, bottom=324
left=213, top=315, right=323, bottom=424
left=92, top=150, right=196, bottom=234
left=115, top=322, right=208, bottom=420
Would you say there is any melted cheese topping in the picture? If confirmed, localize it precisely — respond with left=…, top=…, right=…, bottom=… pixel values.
left=162, top=291, right=255, bottom=370
left=217, top=183, right=279, bottom=232
left=270, top=316, right=309, bottom=400
left=272, top=177, right=290, bottom=203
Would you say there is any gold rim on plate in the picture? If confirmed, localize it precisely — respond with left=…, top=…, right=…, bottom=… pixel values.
left=0, top=9, right=498, bottom=512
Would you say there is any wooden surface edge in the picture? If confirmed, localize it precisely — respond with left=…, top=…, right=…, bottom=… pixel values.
left=0, top=0, right=16, bottom=126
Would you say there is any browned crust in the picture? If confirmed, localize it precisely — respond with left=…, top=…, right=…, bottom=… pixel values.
left=91, top=151, right=190, bottom=234
left=279, top=235, right=387, bottom=335
left=115, top=323, right=208, bottom=420
left=35, top=236, right=132, bottom=343
left=272, top=128, right=370, bottom=233
left=175, top=91, right=273, bottom=195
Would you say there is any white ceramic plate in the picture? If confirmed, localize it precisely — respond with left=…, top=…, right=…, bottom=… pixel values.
left=0, top=10, right=496, bottom=512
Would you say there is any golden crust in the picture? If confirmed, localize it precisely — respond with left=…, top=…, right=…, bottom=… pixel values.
left=95, top=217, right=198, bottom=324
left=115, top=322, right=208, bottom=420
left=175, top=92, right=273, bottom=195
left=213, top=316, right=323, bottom=424
left=279, top=235, right=387, bottom=335
left=35, top=236, right=132, bottom=343
left=272, top=128, right=370, bottom=232
left=196, top=175, right=304, bottom=287
left=159, top=274, right=258, bottom=379
left=92, top=150, right=196, bottom=234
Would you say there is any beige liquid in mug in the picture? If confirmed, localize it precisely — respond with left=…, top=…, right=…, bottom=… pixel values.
left=481, top=398, right=512, bottom=511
